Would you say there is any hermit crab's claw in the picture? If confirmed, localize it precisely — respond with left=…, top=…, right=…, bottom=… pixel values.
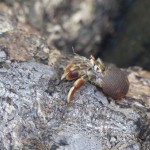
left=67, top=78, right=85, bottom=103
left=61, top=63, right=84, bottom=102
left=61, top=64, right=79, bottom=80
left=61, top=56, right=90, bottom=102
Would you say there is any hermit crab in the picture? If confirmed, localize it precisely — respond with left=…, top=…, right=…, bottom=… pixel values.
left=61, top=54, right=129, bottom=103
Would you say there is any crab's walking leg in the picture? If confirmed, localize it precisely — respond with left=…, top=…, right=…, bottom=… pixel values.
left=67, top=78, right=86, bottom=103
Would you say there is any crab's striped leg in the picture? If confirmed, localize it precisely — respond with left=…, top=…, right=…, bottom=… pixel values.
left=61, top=63, right=87, bottom=80
left=67, top=77, right=86, bottom=103
left=61, top=64, right=79, bottom=80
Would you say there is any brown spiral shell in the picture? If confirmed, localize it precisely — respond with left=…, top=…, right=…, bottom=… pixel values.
left=101, top=67, right=129, bottom=99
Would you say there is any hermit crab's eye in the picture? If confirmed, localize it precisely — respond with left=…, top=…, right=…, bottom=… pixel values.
left=93, top=64, right=100, bottom=72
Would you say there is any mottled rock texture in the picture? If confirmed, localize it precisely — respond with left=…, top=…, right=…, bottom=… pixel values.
left=0, top=52, right=150, bottom=150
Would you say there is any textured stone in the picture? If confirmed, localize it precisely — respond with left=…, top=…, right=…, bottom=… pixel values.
left=0, top=60, right=149, bottom=150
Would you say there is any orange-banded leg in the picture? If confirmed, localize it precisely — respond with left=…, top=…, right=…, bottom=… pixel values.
left=61, top=64, right=81, bottom=80
left=67, top=77, right=86, bottom=103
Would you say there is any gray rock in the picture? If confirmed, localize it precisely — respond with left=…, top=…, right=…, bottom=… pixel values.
left=0, top=13, right=15, bottom=34
left=0, top=50, right=6, bottom=62
left=0, top=61, right=149, bottom=150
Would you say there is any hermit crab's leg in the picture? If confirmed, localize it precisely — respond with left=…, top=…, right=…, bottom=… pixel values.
left=61, top=64, right=79, bottom=80
left=61, top=63, right=88, bottom=81
left=67, top=77, right=86, bottom=103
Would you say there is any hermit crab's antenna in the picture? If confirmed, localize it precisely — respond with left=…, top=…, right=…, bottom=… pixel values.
left=90, top=55, right=96, bottom=65
left=72, top=46, right=76, bottom=54
left=72, top=46, right=79, bottom=57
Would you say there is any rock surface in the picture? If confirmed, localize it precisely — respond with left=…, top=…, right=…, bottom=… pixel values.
left=0, top=2, right=150, bottom=150
left=0, top=47, right=150, bottom=150
left=1, top=0, right=150, bottom=70
left=0, top=56, right=150, bottom=150
left=1, top=0, right=123, bottom=56
left=101, top=0, right=150, bottom=70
